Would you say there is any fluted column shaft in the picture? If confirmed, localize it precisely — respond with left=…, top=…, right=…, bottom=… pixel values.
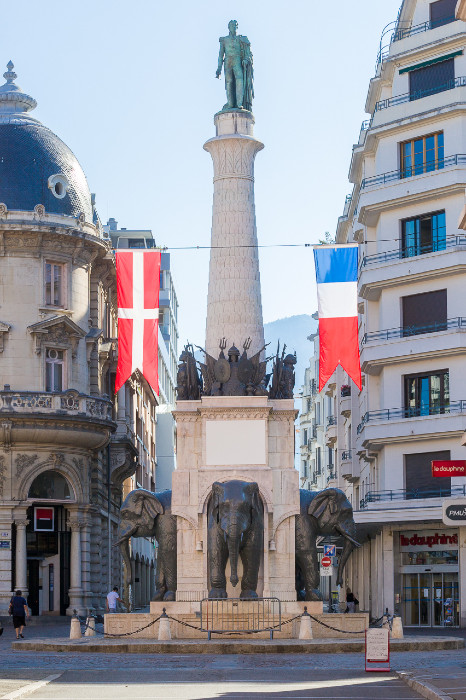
left=14, top=519, right=29, bottom=595
left=204, top=111, right=265, bottom=358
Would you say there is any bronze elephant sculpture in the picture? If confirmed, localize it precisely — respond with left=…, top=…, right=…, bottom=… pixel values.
left=116, top=488, right=177, bottom=604
left=207, top=480, right=263, bottom=599
left=296, top=488, right=361, bottom=601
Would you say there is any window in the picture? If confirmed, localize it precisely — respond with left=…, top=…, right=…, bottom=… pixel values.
left=28, top=471, right=73, bottom=500
left=128, top=239, right=145, bottom=248
left=45, top=349, right=64, bottom=392
left=45, top=262, right=65, bottom=307
left=401, top=132, right=444, bottom=178
left=328, top=448, right=333, bottom=467
left=315, top=402, right=321, bottom=425
left=316, top=447, right=322, bottom=474
left=303, top=428, right=308, bottom=446
left=409, top=59, right=454, bottom=101
left=430, top=0, right=457, bottom=28
left=405, top=450, right=451, bottom=498
left=402, top=210, right=446, bottom=257
left=303, top=461, right=308, bottom=478
left=404, top=370, right=449, bottom=416
left=402, top=289, right=447, bottom=336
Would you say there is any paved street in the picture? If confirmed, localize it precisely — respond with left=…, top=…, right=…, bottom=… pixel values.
left=1, top=623, right=466, bottom=699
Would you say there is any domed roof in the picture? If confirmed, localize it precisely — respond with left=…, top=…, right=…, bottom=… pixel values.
left=0, top=62, right=93, bottom=222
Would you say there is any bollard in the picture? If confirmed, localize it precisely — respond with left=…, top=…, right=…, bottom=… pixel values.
left=391, top=615, right=404, bottom=639
left=70, top=610, right=82, bottom=639
left=298, top=606, right=313, bottom=640
left=84, top=616, right=96, bottom=637
left=158, top=607, right=172, bottom=640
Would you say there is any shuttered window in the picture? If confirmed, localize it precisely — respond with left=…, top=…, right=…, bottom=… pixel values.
left=409, top=58, right=454, bottom=100
left=430, top=0, right=457, bottom=28
left=405, top=450, right=451, bottom=498
left=402, top=289, right=447, bottom=335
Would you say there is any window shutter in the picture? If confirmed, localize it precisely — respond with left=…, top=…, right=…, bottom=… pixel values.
left=430, top=0, right=457, bottom=28
left=405, top=450, right=451, bottom=497
left=402, top=289, right=447, bottom=333
left=409, top=59, right=454, bottom=99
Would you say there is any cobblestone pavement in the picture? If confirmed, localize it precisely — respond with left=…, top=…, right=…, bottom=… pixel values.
left=1, top=622, right=465, bottom=698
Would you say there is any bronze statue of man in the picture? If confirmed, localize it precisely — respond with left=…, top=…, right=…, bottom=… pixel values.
left=216, top=20, right=254, bottom=112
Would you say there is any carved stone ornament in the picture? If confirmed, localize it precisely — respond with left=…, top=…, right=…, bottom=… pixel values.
left=15, top=453, right=39, bottom=478
left=34, top=204, right=46, bottom=219
left=0, top=203, right=7, bottom=219
left=0, top=321, right=11, bottom=353
left=1, top=420, right=12, bottom=450
left=28, top=315, right=86, bottom=357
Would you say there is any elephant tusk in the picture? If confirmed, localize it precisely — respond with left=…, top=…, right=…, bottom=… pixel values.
left=335, top=524, right=361, bottom=547
left=114, top=526, right=138, bottom=547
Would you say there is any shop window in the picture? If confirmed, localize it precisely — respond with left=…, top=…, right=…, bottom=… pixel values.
left=409, top=59, right=454, bottom=101
left=45, top=261, right=65, bottom=307
left=401, top=210, right=446, bottom=257
left=430, top=0, right=457, bottom=28
left=404, top=370, right=449, bottom=416
left=405, top=450, right=451, bottom=498
left=401, top=132, right=444, bottom=179
left=45, top=348, right=64, bottom=392
left=402, top=289, right=447, bottom=336
left=28, top=470, right=73, bottom=500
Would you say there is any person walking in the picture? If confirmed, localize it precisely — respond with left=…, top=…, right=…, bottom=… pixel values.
left=106, top=586, right=124, bottom=613
left=346, top=588, right=359, bottom=613
left=9, top=589, right=28, bottom=639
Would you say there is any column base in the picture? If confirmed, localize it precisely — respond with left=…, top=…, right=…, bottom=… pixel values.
left=66, top=588, right=86, bottom=617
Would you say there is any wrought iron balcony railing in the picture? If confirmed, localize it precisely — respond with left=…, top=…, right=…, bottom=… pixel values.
left=362, top=317, right=466, bottom=344
left=359, top=236, right=466, bottom=267
left=357, top=401, right=466, bottom=434
left=375, top=76, right=466, bottom=112
left=326, top=415, right=337, bottom=428
left=361, top=154, right=466, bottom=189
left=359, top=484, right=466, bottom=510
left=341, top=451, right=352, bottom=461
left=0, top=389, right=114, bottom=422
left=341, top=385, right=351, bottom=397
left=392, top=16, right=457, bottom=42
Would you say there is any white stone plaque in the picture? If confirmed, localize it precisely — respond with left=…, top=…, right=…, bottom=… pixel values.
left=205, top=419, right=266, bottom=466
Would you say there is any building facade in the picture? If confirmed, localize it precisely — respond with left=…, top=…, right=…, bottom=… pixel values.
left=326, top=0, right=466, bottom=627
left=0, top=65, right=157, bottom=615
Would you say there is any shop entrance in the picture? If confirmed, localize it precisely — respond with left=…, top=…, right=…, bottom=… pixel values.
left=402, top=572, right=459, bottom=627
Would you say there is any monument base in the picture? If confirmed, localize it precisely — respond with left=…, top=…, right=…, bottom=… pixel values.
left=104, top=601, right=368, bottom=640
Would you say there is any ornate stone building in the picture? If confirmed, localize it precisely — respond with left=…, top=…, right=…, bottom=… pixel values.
left=0, top=63, right=157, bottom=615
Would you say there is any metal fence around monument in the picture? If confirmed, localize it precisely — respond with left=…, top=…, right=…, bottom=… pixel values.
left=200, top=597, right=281, bottom=640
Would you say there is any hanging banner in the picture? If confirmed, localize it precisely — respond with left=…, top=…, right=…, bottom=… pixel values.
left=313, top=245, right=361, bottom=391
left=115, top=250, right=161, bottom=394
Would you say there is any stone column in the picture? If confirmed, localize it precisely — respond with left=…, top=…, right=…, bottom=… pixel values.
left=67, top=515, right=85, bottom=616
left=204, top=110, right=265, bottom=358
left=459, top=526, right=466, bottom=627
left=14, top=518, right=29, bottom=597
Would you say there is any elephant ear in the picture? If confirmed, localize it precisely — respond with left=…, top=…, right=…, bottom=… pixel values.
left=211, top=482, right=224, bottom=522
left=308, top=490, right=338, bottom=520
left=245, top=482, right=262, bottom=520
left=133, top=490, right=164, bottom=520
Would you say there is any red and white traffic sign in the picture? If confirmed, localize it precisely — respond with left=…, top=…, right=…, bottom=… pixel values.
left=321, top=556, right=332, bottom=568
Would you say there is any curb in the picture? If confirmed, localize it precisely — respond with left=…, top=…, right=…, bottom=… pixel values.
left=397, top=671, right=454, bottom=700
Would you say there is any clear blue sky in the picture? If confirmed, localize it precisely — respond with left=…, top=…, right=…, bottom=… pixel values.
left=3, top=0, right=402, bottom=346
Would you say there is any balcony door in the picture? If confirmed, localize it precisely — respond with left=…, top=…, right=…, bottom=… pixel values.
left=404, top=369, right=449, bottom=416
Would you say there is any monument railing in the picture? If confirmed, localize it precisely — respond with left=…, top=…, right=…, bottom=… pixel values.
left=200, top=597, right=281, bottom=640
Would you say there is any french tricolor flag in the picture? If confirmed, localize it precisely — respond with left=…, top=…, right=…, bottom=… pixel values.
left=313, top=245, right=361, bottom=392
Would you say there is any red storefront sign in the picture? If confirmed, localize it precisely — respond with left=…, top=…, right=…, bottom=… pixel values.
left=432, top=460, right=466, bottom=477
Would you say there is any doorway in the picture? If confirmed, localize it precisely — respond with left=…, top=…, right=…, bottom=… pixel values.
left=402, top=572, right=459, bottom=627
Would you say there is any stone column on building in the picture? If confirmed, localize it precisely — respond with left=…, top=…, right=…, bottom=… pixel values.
left=14, top=518, right=29, bottom=598
left=204, top=111, right=265, bottom=358
left=459, top=526, right=466, bottom=627
left=81, top=512, right=92, bottom=611
left=67, top=515, right=85, bottom=616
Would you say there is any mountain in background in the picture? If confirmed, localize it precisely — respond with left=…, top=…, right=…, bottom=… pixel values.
left=264, top=314, right=317, bottom=393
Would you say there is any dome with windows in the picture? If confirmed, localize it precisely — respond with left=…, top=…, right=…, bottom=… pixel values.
left=0, top=62, right=93, bottom=222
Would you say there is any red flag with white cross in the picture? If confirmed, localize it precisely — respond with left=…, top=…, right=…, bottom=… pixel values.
left=115, top=250, right=160, bottom=394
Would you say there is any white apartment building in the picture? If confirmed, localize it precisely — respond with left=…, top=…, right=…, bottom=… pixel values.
left=330, top=0, right=466, bottom=628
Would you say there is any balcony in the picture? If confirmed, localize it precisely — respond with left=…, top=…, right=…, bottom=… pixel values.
left=0, top=389, right=116, bottom=448
left=361, top=155, right=466, bottom=190
left=359, top=236, right=466, bottom=268
left=363, top=317, right=466, bottom=344
left=359, top=239, right=466, bottom=301
left=392, top=16, right=457, bottom=42
left=357, top=401, right=466, bottom=449
left=374, top=76, right=466, bottom=113
left=325, top=416, right=337, bottom=446
left=360, top=484, right=466, bottom=510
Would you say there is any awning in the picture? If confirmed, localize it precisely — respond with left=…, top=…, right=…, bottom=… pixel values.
left=399, top=51, right=463, bottom=74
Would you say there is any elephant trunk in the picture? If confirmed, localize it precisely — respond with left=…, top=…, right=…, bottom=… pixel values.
left=227, top=524, right=241, bottom=587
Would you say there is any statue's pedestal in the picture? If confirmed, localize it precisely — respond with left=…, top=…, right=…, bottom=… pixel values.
left=172, top=395, right=299, bottom=602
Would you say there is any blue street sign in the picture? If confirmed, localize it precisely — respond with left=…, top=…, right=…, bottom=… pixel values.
left=324, top=544, right=336, bottom=557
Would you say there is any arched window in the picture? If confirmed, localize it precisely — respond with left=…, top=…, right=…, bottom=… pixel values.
left=28, top=471, right=74, bottom=500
